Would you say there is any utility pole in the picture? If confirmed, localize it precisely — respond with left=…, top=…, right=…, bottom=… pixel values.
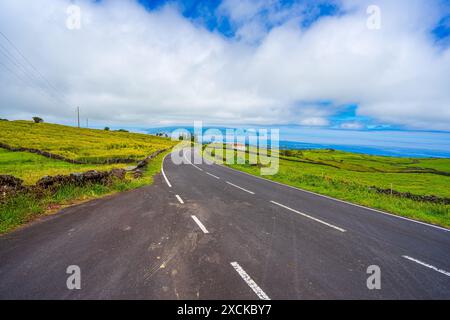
left=77, top=106, right=80, bottom=128
left=86, top=118, right=89, bottom=128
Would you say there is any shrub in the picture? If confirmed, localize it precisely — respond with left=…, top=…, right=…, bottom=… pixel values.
left=104, top=127, right=110, bottom=131
left=32, top=117, right=44, bottom=123
left=281, top=149, right=296, bottom=157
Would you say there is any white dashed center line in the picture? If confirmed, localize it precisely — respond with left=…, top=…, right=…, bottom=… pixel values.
left=191, top=215, right=209, bottom=234
left=270, top=201, right=346, bottom=232
left=184, top=153, right=204, bottom=171
left=206, top=172, right=220, bottom=179
left=402, top=255, right=450, bottom=277
left=230, top=262, right=270, bottom=300
left=226, top=181, right=255, bottom=195
left=175, top=195, right=184, bottom=204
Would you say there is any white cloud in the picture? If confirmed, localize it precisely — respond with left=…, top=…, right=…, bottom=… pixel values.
left=216, top=0, right=304, bottom=43
left=340, top=121, right=364, bottom=130
left=299, top=117, right=330, bottom=126
left=0, top=0, right=449, bottom=130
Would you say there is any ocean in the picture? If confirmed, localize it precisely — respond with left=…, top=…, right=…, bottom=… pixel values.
left=143, top=125, right=450, bottom=158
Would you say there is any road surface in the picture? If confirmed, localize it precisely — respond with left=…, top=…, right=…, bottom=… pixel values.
left=0, top=148, right=449, bottom=299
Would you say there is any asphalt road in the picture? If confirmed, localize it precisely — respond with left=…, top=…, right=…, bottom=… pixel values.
left=0, top=148, right=449, bottom=299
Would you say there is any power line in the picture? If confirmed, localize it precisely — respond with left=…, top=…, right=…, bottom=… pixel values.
left=0, top=44, right=39, bottom=86
left=0, top=45, right=51, bottom=91
left=0, top=30, right=71, bottom=108
left=0, top=59, right=33, bottom=87
left=0, top=42, right=67, bottom=105
left=0, top=48, right=67, bottom=104
left=0, top=50, right=64, bottom=102
left=0, top=30, right=67, bottom=100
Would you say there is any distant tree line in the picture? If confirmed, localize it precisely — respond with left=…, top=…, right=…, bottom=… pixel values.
left=103, top=127, right=129, bottom=133
left=155, top=132, right=169, bottom=138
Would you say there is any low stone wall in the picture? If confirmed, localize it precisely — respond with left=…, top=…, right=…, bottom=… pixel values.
left=0, top=148, right=170, bottom=203
left=0, top=174, right=25, bottom=201
left=0, top=142, right=141, bottom=165
left=369, top=186, right=450, bottom=205
left=0, top=169, right=126, bottom=203
left=130, top=148, right=170, bottom=177
left=135, top=148, right=169, bottom=169
left=0, top=142, right=84, bottom=164
left=35, top=168, right=126, bottom=191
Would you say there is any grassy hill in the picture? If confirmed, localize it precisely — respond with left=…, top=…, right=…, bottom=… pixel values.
left=1, top=120, right=448, bottom=231
left=0, top=120, right=176, bottom=233
left=206, top=145, right=450, bottom=228
left=0, top=120, right=172, bottom=163
left=276, top=149, right=450, bottom=198
left=0, top=148, right=127, bottom=185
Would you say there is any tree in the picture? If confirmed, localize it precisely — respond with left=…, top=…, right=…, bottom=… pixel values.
left=104, top=127, right=110, bottom=131
left=32, top=117, right=43, bottom=123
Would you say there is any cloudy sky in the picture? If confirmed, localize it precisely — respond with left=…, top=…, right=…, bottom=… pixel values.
left=0, top=0, right=449, bottom=131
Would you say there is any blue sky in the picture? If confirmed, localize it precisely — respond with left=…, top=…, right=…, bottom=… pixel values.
left=135, top=0, right=341, bottom=40
left=137, top=0, right=450, bottom=41
left=0, top=0, right=450, bottom=133
left=142, top=0, right=450, bottom=132
left=138, top=0, right=343, bottom=36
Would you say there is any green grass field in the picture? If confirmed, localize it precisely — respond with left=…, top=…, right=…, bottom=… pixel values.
left=1, top=119, right=449, bottom=232
left=0, top=148, right=128, bottom=184
left=0, top=120, right=174, bottom=163
left=275, top=149, right=450, bottom=198
left=0, top=150, right=170, bottom=234
left=205, top=146, right=450, bottom=228
left=0, top=120, right=177, bottom=233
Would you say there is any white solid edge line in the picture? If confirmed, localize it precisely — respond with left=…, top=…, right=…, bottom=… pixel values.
left=230, top=262, right=270, bottom=300
left=191, top=215, right=209, bottom=234
left=184, top=153, right=204, bottom=171
left=209, top=160, right=449, bottom=232
left=206, top=172, right=220, bottom=179
left=270, top=200, right=346, bottom=232
left=226, top=181, right=255, bottom=195
left=402, top=255, right=450, bottom=277
left=175, top=194, right=184, bottom=204
left=161, top=154, right=172, bottom=188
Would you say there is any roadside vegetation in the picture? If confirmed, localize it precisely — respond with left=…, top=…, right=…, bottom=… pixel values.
left=0, top=151, right=168, bottom=234
left=0, top=120, right=177, bottom=233
left=205, top=145, right=450, bottom=228
left=0, top=120, right=172, bottom=163
left=0, top=148, right=127, bottom=184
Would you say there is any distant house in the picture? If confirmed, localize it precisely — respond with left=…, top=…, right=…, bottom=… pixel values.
left=231, top=143, right=246, bottom=151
